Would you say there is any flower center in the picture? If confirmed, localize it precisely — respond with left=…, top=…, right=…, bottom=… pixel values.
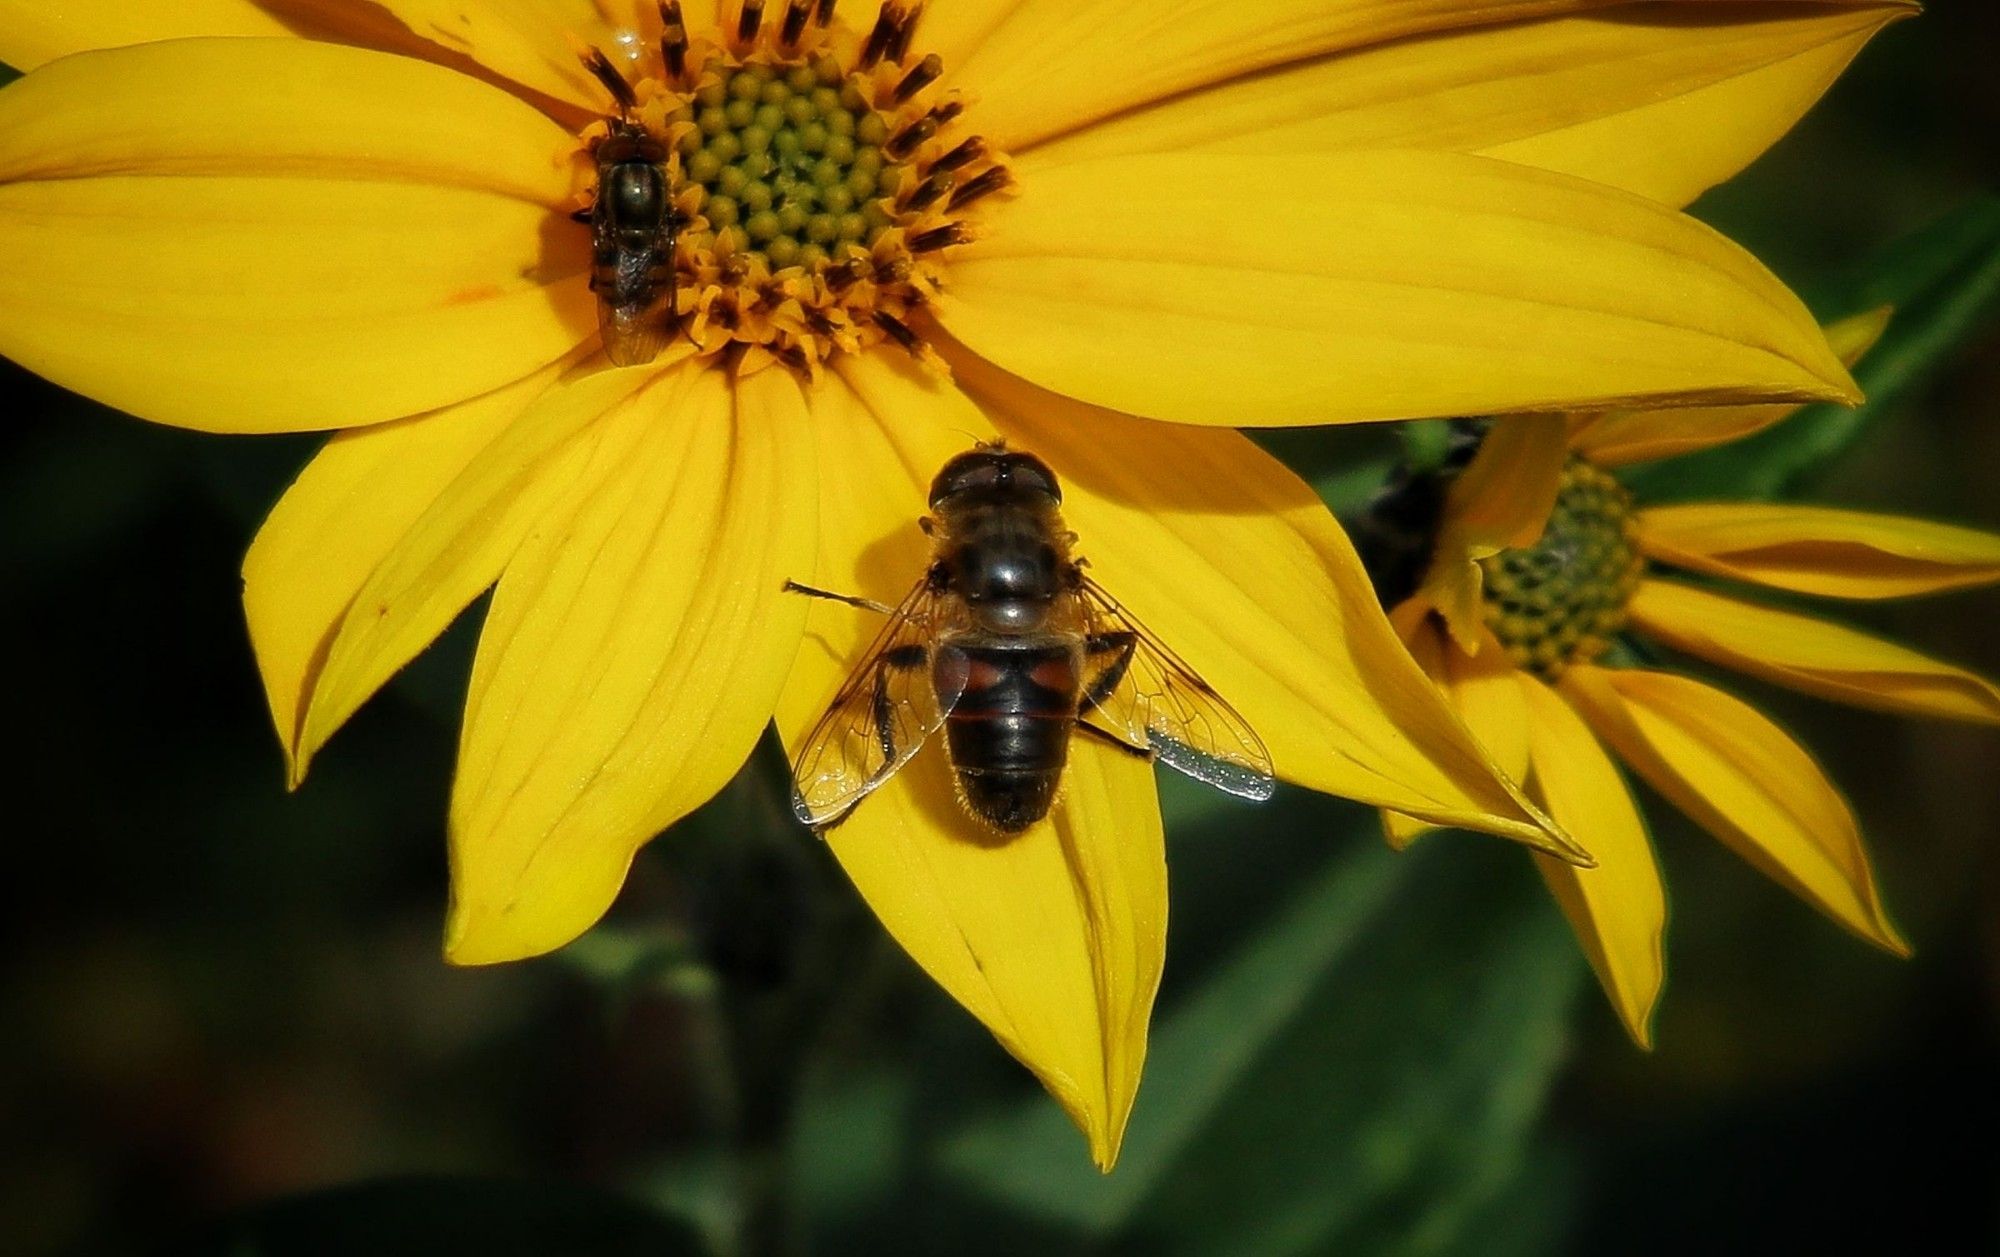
left=1479, top=457, right=1642, bottom=679
left=574, top=0, right=1010, bottom=374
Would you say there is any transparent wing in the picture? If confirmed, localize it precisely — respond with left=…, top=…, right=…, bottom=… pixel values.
left=1075, top=578, right=1277, bottom=802
left=790, top=582, right=963, bottom=829
left=597, top=291, right=676, bottom=368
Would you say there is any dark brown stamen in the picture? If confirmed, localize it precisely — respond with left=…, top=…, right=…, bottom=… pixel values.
left=873, top=258, right=912, bottom=285
left=825, top=258, right=865, bottom=293
left=892, top=54, right=943, bottom=104
left=658, top=1, right=688, bottom=79
left=815, top=0, right=838, bottom=25
left=947, top=166, right=1009, bottom=210
left=738, top=0, right=765, bottom=42
left=780, top=0, right=811, bottom=47
left=859, top=4, right=900, bottom=69
left=874, top=311, right=921, bottom=354
left=926, top=136, right=984, bottom=175
left=927, top=99, right=964, bottom=127
left=886, top=116, right=937, bottom=159
left=887, top=3, right=924, bottom=64
left=908, top=222, right=968, bottom=253
left=581, top=48, right=638, bottom=113
left=803, top=307, right=837, bottom=335
left=773, top=342, right=811, bottom=371
left=721, top=340, right=751, bottom=374
left=712, top=298, right=741, bottom=330
left=900, top=171, right=953, bottom=212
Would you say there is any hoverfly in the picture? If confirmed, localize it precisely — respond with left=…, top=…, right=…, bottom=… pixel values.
left=787, top=443, right=1277, bottom=833
left=579, top=51, right=680, bottom=366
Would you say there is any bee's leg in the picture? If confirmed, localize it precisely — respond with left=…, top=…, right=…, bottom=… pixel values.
left=1079, top=632, right=1139, bottom=713
left=569, top=207, right=594, bottom=224
left=873, top=644, right=928, bottom=761
left=1076, top=720, right=1155, bottom=761
left=783, top=579, right=895, bottom=615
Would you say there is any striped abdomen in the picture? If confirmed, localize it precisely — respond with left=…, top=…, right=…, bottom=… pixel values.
left=936, top=637, right=1081, bottom=833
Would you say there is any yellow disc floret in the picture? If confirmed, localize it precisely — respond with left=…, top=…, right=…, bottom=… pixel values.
left=1479, top=457, right=1643, bottom=679
left=573, top=0, right=1010, bottom=375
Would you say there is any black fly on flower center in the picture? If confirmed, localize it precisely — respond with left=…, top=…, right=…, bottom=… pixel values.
left=569, top=0, right=1014, bottom=375
left=580, top=49, right=685, bottom=368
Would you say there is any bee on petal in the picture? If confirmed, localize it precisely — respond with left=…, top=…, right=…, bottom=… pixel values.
left=788, top=442, right=1277, bottom=833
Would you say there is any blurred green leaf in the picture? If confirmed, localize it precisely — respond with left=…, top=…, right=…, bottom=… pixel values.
left=1397, top=419, right=1457, bottom=474
left=1252, top=425, right=1400, bottom=517
left=1315, top=454, right=1400, bottom=519
left=790, top=1063, right=919, bottom=1228
left=1382, top=1147, right=1581, bottom=1257
left=189, top=1176, right=706, bottom=1256
left=1628, top=197, right=2000, bottom=502
left=934, top=819, right=1582, bottom=1256
left=939, top=837, right=1403, bottom=1231
left=556, top=924, right=714, bottom=1007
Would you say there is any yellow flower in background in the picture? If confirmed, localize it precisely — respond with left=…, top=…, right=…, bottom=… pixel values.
left=0, top=0, right=1907, bottom=1163
left=1382, top=309, right=2000, bottom=1047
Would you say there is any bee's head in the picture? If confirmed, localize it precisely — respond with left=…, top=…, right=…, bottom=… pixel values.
left=595, top=120, right=668, bottom=165
left=928, top=442, right=1062, bottom=510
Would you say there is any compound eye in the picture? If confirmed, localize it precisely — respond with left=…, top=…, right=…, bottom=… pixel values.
left=929, top=453, right=1001, bottom=507
left=1004, top=453, right=1061, bottom=503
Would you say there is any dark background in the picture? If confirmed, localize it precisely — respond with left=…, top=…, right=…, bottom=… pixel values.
left=4, top=8, right=1998, bottom=1254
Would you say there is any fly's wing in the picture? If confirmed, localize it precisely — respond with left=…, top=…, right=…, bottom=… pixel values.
left=597, top=285, right=676, bottom=368
left=790, top=582, right=962, bottom=828
left=1075, top=578, right=1277, bottom=802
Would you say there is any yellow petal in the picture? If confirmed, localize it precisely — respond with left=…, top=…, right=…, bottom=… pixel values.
left=932, top=343, right=1586, bottom=862
left=243, top=354, right=584, bottom=783
left=363, top=0, right=691, bottom=112
left=1444, top=619, right=1532, bottom=786
left=448, top=364, right=816, bottom=964
left=1573, top=399, right=1798, bottom=468
left=1030, top=3, right=1908, bottom=208
left=928, top=0, right=1629, bottom=154
left=1822, top=303, right=1897, bottom=365
left=0, top=0, right=489, bottom=73
left=1446, top=416, right=1572, bottom=559
left=775, top=353, right=1159, bottom=1170
left=280, top=355, right=669, bottom=786
left=1480, top=3, right=1910, bottom=206
left=835, top=745, right=1164, bottom=1173
left=1629, top=579, right=2000, bottom=725
left=0, top=0, right=292, bottom=70
left=1380, top=616, right=1452, bottom=850
left=937, top=150, right=1856, bottom=429
left=1419, top=414, right=1568, bottom=652
left=1564, top=665, right=1907, bottom=954
left=1572, top=306, right=1892, bottom=466
left=1519, top=673, right=1663, bottom=1047
left=1382, top=614, right=1532, bottom=848
left=0, top=38, right=592, bottom=432
left=1637, top=503, right=2000, bottom=600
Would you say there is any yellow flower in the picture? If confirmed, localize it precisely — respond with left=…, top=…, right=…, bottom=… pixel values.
left=1382, top=309, right=2000, bottom=1047
left=0, top=0, right=1905, bottom=1164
